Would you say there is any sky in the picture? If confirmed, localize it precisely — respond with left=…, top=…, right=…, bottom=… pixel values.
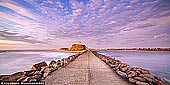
left=0, top=0, right=170, bottom=50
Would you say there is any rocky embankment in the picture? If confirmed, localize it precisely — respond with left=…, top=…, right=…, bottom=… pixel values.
left=0, top=51, right=87, bottom=82
left=92, top=51, right=170, bottom=85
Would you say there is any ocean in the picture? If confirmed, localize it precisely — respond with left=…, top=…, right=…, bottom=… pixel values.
left=0, top=51, right=76, bottom=75
left=97, top=50, right=170, bottom=82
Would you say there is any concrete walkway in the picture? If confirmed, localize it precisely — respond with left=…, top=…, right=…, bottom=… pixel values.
left=45, top=50, right=132, bottom=85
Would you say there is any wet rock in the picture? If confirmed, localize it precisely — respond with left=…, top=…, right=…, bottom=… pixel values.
left=136, top=81, right=149, bottom=85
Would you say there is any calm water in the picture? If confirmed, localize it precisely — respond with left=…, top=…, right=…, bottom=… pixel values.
left=97, top=50, right=170, bottom=82
left=0, top=51, right=76, bottom=75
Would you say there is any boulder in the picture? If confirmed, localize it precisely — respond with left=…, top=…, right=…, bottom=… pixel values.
left=42, top=66, right=51, bottom=78
left=140, top=69, right=150, bottom=74
left=116, top=70, right=127, bottom=79
left=31, top=61, right=47, bottom=71
left=143, top=74, right=155, bottom=79
left=17, top=76, right=27, bottom=81
left=136, top=81, right=149, bottom=85
left=134, top=77, right=146, bottom=82
left=22, top=77, right=37, bottom=82
left=49, top=60, right=56, bottom=66
left=56, top=60, right=62, bottom=68
left=128, top=71, right=137, bottom=78
left=62, top=58, right=69, bottom=66
left=129, top=78, right=136, bottom=83
left=67, top=56, right=75, bottom=62
left=121, top=66, right=128, bottom=72
left=8, top=72, right=24, bottom=81
left=120, top=63, right=128, bottom=68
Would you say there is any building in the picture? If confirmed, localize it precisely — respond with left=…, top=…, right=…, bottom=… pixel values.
left=70, top=43, right=87, bottom=51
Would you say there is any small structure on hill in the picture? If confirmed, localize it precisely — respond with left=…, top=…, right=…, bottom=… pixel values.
left=31, top=61, right=47, bottom=71
left=70, top=43, right=87, bottom=51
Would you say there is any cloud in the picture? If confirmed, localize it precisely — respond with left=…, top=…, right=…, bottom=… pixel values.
left=154, top=33, right=170, bottom=40
left=0, top=0, right=170, bottom=49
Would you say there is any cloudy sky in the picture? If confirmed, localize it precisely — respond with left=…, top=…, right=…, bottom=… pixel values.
left=0, top=0, right=170, bottom=50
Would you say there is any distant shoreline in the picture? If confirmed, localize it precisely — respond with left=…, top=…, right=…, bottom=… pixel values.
left=0, top=48, right=170, bottom=53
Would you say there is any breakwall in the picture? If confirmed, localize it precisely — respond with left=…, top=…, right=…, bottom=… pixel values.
left=0, top=51, right=87, bottom=82
left=92, top=51, right=170, bottom=85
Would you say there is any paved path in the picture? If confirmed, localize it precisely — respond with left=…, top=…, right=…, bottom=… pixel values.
left=45, top=50, right=132, bottom=85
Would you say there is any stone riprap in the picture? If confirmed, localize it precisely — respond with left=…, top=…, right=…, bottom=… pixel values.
left=44, top=50, right=131, bottom=85
left=0, top=51, right=86, bottom=82
left=92, top=51, right=170, bottom=85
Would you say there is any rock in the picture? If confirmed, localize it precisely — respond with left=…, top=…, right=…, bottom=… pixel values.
left=121, top=66, right=128, bottom=72
left=134, top=77, right=146, bottom=82
left=140, top=69, right=150, bottom=74
left=8, top=72, right=24, bottom=81
left=120, top=63, right=128, bottom=68
left=67, top=56, right=75, bottom=62
left=108, top=58, right=114, bottom=64
left=17, top=76, right=27, bottom=81
left=136, top=70, right=142, bottom=76
left=129, top=78, right=136, bottom=83
left=34, top=71, right=41, bottom=75
left=22, top=76, right=37, bottom=82
left=158, top=78, right=170, bottom=85
left=116, top=70, right=127, bottom=79
left=107, top=63, right=113, bottom=68
left=114, top=60, right=121, bottom=65
left=56, top=60, right=62, bottom=68
left=0, top=75, right=10, bottom=81
left=31, top=61, right=47, bottom=71
left=34, top=75, right=42, bottom=80
left=126, top=66, right=133, bottom=73
left=128, top=71, right=137, bottom=78
left=143, top=76, right=157, bottom=84
left=42, top=67, right=50, bottom=78
left=143, top=74, right=155, bottom=79
left=62, top=58, right=69, bottom=66
left=49, top=60, right=57, bottom=66
left=136, top=81, right=149, bottom=85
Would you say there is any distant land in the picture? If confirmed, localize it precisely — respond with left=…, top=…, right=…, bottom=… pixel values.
left=0, top=48, right=170, bottom=53
left=91, top=48, right=170, bottom=51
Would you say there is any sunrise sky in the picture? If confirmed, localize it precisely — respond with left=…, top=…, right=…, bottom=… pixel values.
left=0, top=0, right=170, bottom=50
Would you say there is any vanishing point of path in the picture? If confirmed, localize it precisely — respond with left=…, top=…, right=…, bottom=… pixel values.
left=45, top=50, right=132, bottom=85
